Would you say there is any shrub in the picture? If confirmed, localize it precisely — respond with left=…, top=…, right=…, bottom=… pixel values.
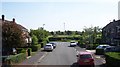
left=41, top=41, right=47, bottom=48
left=32, top=35, right=38, bottom=45
left=16, top=48, right=26, bottom=54
left=5, top=53, right=26, bottom=64
left=105, top=52, right=120, bottom=67
left=96, top=49, right=104, bottom=55
left=93, top=44, right=99, bottom=49
left=31, top=44, right=41, bottom=52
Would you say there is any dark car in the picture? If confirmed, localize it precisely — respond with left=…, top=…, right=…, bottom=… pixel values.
left=49, top=42, right=56, bottom=48
left=104, top=46, right=120, bottom=52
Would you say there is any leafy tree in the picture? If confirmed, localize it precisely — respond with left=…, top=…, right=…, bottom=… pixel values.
left=2, top=22, right=26, bottom=55
left=30, top=27, right=49, bottom=43
left=32, top=35, right=38, bottom=45
left=82, top=26, right=102, bottom=44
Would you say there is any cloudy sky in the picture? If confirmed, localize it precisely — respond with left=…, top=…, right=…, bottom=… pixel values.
left=1, top=0, right=120, bottom=31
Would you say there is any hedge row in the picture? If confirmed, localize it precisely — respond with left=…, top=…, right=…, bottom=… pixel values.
left=16, top=48, right=26, bottom=54
left=31, top=44, right=41, bottom=52
left=105, top=52, right=120, bottom=67
left=48, top=37, right=81, bottom=41
left=5, top=53, right=26, bottom=64
left=95, top=49, right=104, bottom=55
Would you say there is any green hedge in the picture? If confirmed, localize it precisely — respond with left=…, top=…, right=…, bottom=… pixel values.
left=41, top=41, right=47, bottom=48
left=16, top=48, right=26, bottom=54
left=105, top=52, right=120, bottom=67
left=5, top=53, right=26, bottom=64
left=31, top=44, right=41, bottom=52
left=48, top=37, right=81, bottom=41
left=95, top=49, right=104, bottom=55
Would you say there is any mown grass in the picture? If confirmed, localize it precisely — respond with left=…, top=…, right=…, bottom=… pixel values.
left=105, top=52, right=120, bottom=60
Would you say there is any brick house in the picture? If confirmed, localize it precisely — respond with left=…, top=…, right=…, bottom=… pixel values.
left=102, top=19, right=120, bottom=46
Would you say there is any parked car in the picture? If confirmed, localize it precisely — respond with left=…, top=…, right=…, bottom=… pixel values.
left=44, top=44, right=54, bottom=51
left=104, top=46, right=120, bottom=52
left=96, top=45, right=110, bottom=55
left=70, top=41, right=77, bottom=47
left=49, top=42, right=56, bottom=48
left=77, top=51, right=95, bottom=67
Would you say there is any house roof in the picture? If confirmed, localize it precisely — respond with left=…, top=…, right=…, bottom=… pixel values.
left=0, top=19, right=28, bottom=32
left=102, top=19, right=120, bottom=30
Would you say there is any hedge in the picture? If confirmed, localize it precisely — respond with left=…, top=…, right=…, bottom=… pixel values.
left=41, top=41, right=47, bottom=48
left=31, top=44, right=41, bottom=52
left=16, top=48, right=26, bottom=54
left=95, top=49, right=104, bottom=55
left=5, top=53, right=26, bottom=64
left=48, top=37, right=81, bottom=41
left=105, top=52, right=120, bottom=67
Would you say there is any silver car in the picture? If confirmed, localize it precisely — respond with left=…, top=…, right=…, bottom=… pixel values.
left=44, top=44, right=54, bottom=51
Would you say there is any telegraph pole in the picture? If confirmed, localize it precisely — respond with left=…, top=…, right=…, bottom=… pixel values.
left=64, top=22, right=65, bottom=35
left=64, top=22, right=65, bottom=31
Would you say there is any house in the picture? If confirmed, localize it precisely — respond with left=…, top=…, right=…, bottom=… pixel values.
left=102, top=19, right=120, bottom=46
left=1, top=15, right=31, bottom=52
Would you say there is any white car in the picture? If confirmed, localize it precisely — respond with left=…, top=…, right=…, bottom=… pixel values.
left=70, top=42, right=77, bottom=47
left=96, top=45, right=110, bottom=55
left=44, top=44, right=54, bottom=51
left=96, top=45, right=110, bottom=50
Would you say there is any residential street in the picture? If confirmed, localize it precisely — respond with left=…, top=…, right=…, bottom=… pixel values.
left=34, top=42, right=106, bottom=67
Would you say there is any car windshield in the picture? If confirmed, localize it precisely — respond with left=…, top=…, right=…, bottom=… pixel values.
left=80, top=54, right=92, bottom=59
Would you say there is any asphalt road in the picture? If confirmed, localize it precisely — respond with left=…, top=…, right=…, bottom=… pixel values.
left=37, top=42, right=77, bottom=65
left=35, top=42, right=105, bottom=67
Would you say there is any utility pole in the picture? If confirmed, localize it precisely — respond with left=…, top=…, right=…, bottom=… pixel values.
left=64, top=22, right=65, bottom=35
left=64, top=22, right=65, bottom=31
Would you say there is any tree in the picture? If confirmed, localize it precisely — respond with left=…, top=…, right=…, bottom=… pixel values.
left=2, top=22, right=26, bottom=55
left=30, top=27, right=49, bottom=43
left=32, top=35, right=38, bottom=45
left=82, top=26, right=102, bottom=44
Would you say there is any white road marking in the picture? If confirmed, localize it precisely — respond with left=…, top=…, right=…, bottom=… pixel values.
left=37, top=52, right=48, bottom=63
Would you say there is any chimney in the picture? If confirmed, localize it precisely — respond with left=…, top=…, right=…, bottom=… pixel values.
left=2, top=15, right=5, bottom=21
left=13, top=18, right=15, bottom=23
left=113, top=19, right=115, bottom=22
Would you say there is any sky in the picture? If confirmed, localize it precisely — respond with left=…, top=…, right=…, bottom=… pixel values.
left=1, top=0, right=120, bottom=31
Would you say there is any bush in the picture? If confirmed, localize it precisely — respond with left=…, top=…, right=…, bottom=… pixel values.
left=16, top=48, right=26, bottom=54
left=41, top=41, right=47, bottom=48
left=92, top=44, right=99, bottom=49
left=105, top=52, right=120, bottom=67
left=32, top=35, right=38, bottom=45
left=31, top=44, right=41, bottom=52
left=96, top=49, right=104, bottom=55
left=5, top=53, right=26, bottom=64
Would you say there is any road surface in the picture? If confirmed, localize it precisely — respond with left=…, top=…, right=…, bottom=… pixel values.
left=35, top=42, right=105, bottom=67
